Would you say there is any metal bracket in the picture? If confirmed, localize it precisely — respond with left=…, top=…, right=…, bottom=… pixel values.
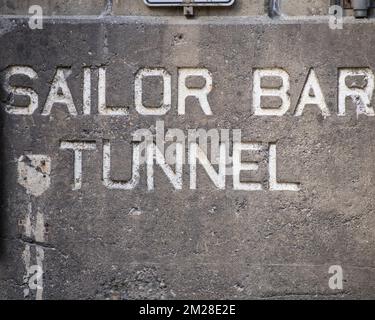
left=144, top=0, right=235, bottom=17
left=268, top=0, right=281, bottom=18
left=331, top=0, right=375, bottom=18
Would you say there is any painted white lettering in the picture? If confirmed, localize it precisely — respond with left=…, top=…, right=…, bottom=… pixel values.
left=42, top=68, right=77, bottom=115
left=178, top=68, right=213, bottom=115
left=338, top=68, right=375, bottom=116
left=295, top=69, right=330, bottom=117
left=60, top=141, right=97, bottom=190
left=2, top=66, right=38, bottom=115
left=253, top=68, right=290, bottom=116
left=135, top=68, right=171, bottom=115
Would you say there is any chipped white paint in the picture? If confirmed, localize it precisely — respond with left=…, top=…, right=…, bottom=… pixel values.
left=189, top=142, right=226, bottom=189
left=268, top=143, right=300, bottom=191
left=102, top=140, right=141, bottom=189
left=295, top=69, right=330, bottom=117
left=233, top=142, right=263, bottom=191
left=83, top=67, right=91, bottom=115
left=4, top=65, right=375, bottom=118
left=338, top=68, right=375, bottom=116
left=17, top=155, right=51, bottom=197
left=57, top=133, right=302, bottom=191
left=98, top=67, right=129, bottom=115
left=135, top=68, right=172, bottom=115
left=128, top=207, right=142, bottom=216
left=22, top=202, right=46, bottom=300
left=60, top=141, right=97, bottom=190
left=18, top=155, right=49, bottom=299
left=253, top=68, right=290, bottom=116
left=178, top=68, right=213, bottom=115
left=2, top=66, right=38, bottom=115
left=42, top=68, right=77, bottom=116
left=22, top=243, right=31, bottom=298
left=24, top=203, right=45, bottom=242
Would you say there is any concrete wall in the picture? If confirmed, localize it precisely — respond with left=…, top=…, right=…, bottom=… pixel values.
left=1, top=0, right=375, bottom=301
left=0, top=0, right=332, bottom=16
left=0, top=0, right=107, bottom=15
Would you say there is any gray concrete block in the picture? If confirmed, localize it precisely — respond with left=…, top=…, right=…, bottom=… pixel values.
left=113, top=0, right=267, bottom=16
left=1, top=17, right=375, bottom=299
left=0, top=0, right=107, bottom=15
left=281, top=0, right=330, bottom=16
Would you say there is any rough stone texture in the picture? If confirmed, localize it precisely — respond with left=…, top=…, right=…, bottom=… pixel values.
left=1, top=16, right=375, bottom=300
left=113, top=0, right=267, bottom=17
left=0, top=0, right=369, bottom=18
left=281, top=0, right=329, bottom=16
left=0, top=0, right=267, bottom=16
left=0, top=0, right=335, bottom=17
left=0, top=0, right=107, bottom=15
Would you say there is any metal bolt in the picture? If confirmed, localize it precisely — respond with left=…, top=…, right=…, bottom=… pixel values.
left=351, top=0, right=370, bottom=18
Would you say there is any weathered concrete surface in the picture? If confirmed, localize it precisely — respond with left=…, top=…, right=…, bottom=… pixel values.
left=113, top=0, right=267, bottom=16
left=0, top=0, right=108, bottom=16
left=0, top=0, right=267, bottom=17
left=281, top=0, right=329, bottom=16
left=0, top=0, right=362, bottom=18
left=0, top=0, right=330, bottom=17
left=1, top=17, right=375, bottom=300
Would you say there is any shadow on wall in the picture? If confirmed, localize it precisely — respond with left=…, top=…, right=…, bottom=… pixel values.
left=0, top=76, right=7, bottom=261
